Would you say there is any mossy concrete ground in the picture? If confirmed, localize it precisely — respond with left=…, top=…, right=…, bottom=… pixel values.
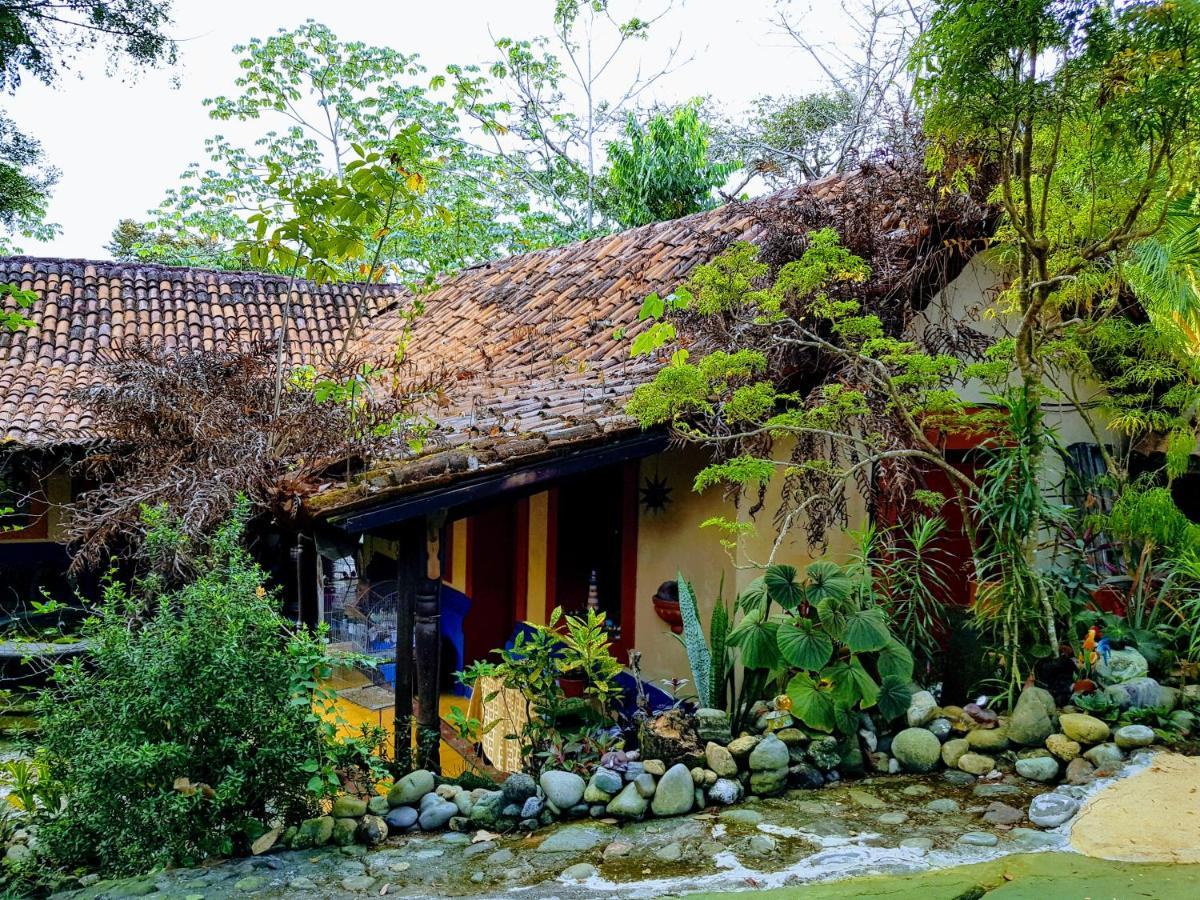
left=692, top=852, right=1200, bottom=899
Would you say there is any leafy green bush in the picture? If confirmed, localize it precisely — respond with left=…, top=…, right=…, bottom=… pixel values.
left=727, top=561, right=914, bottom=735
left=34, top=503, right=337, bottom=876
left=457, top=607, right=623, bottom=776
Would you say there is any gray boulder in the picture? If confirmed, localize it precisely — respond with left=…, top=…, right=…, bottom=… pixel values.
left=1094, top=647, right=1148, bottom=684
left=388, top=769, right=435, bottom=807
left=705, top=742, right=739, bottom=778
left=707, top=778, right=742, bottom=805
left=748, top=734, right=789, bottom=771
left=1028, top=792, right=1079, bottom=828
left=419, top=799, right=459, bottom=831
left=906, top=690, right=939, bottom=727
left=1015, top=756, right=1060, bottom=782
left=502, top=772, right=537, bottom=805
left=605, top=782, right=649, bottom=818
left=1103, top=677, right=1177, bottom=711
left=892, top=727, right=942, bottom=773
left=650, top=763, right=695, bottom=817
left=1007, top=685, right=1056, bottom=746
left=539, top=771, right=586, bottom=810
left=1082, top=742, right=1124, bottom=768
left=1113, top=724, right=1155, bottom=749
left=385, top=806, right=418, bottom=831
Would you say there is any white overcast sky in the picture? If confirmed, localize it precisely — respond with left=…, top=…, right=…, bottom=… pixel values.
left=4, top=0, right=858, bottom=259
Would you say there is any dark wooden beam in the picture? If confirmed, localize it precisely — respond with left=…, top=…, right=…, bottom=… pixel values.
left=333, top=432, right=668, bottom=535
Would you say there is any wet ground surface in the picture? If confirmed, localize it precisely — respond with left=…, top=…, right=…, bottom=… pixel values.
left=52, top=767, right=1113, bottom=900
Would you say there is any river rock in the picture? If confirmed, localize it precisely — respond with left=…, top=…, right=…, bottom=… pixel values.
left=748, top=734, right=789, bottom=771
left=967, top=726, right=1011, bottom=752
left=605, top=782, right=649, bottom=819
left=388, top=770, right=435, bottom=807
left=502, top=772, right=537, bottom=807
left=331, top=817, right=358, bottom=846
left=1103, top=677, right=1177, bottom=712
left=467, top=791, right=504, bottom=827
left=1008, top=686, right=1056, bottom=745
left=957, top=752, right=995, bottom=776
left=1082, top=742, right=1123, bottom=768
left=634, top=773, right=657, bottom=798
left=1113, top=724, right=1155, bottom=749
left=892, top=727, right=942, bottom=772
left=651, top=763, right=695, bottom=816
left=540, top=771, right=585, bottom=810
left=385, top=806, right=417, bottom=831
left=726, top=735, right=760, bottom=761
left=1028, top=792, right=1079, bottom=827
left=777, top=727, right=808, bottom=747
left=1046, top=733, right=1081, bottom=761
left=982, top=801, right=1024, bottom=826
left=789, top=763, right=824, bottom=788
left=1094, top=647, right=1148, bottom=683
left=927, top=718, right=953, bottom=740
left=707, top=778, right=742, bottom=805
left=958, top=831, right=999, bottom=847
left=749, top=768, right=787, bottom=796
left=332, top=796, right=369, bottom=818
left=537, top=825, right=612, bottom=853
left=560, top=862, right=598, bottom=881
left=806, top=735, right=842, bottom=770
left=419, top=799, right=458, bottom=831
left=296, top=815, right=335, bottom=848
left=906, top=690, right=939, bottom=727
left=1015, top=756, right=1060, bottom=782
left=705, top=741, right=738, bottom=778
left=356, top=814, right=388, bottom=846
left=1064, top=757, right=1095, bottom=784
left=1059, top=713, right=1110, bottom=744
left=925, top=797, right=960, bottom=814
left=643, top=759, right=667, bottom=777
left=695, top=708, right=733, bottom=744
left=941, top=737, right=970, bottom=768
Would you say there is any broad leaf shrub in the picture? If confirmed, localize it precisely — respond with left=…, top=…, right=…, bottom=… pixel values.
left=34, top=503, right=337, bottom=877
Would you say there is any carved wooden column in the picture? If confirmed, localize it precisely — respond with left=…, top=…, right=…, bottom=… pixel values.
left=392, top=518, right=421, bottom=771
left=414, top=521, right=443, bottom=773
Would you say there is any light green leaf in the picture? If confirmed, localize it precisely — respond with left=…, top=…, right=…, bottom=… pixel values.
left=776, top=617, right=834, bottom=669
left=877, top=638, right=915, bottom=683
left=841, top=607, right=890, bottom=653
left=785, top=671, right=836, bottom=733
left=727, top=610, right=781, bottom=670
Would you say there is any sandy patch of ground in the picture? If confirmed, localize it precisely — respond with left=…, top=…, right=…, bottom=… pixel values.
left=1070, top=752, right=1200, bottom=863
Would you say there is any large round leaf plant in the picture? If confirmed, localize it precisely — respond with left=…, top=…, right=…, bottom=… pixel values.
left=726, top=560, right=915, bottom=736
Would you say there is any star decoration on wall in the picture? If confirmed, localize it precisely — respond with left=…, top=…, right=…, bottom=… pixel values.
left=639, top=471, right=673, bottom=515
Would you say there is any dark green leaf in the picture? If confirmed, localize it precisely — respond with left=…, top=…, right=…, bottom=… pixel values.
left=842, top=607, right=890, bottom=653
left=764, top=564, right=805, bottom=610
left=876, top=675, right=913, bottom=721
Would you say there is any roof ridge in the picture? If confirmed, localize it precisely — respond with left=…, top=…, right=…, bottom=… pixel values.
left=0, top=255, right=401, bottom=295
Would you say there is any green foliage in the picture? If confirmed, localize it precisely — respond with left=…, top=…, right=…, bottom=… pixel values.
left=0, top=1, right=175, bottom=91
left=600, top=100, right=737, bottom=228
left=456, top=607, right=622, bottom=776
left=677, top=575, right=713, bottom=708
left=32, top=501, right=348, bottom=877
left=627, top=232, right=970, bottom=546
left=726, top=561, right=914, bottom=734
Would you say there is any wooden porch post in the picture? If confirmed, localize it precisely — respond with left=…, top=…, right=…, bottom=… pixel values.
left=415, top=519, right=443, bottom=772
left=393, top=518, right=421, bottom=771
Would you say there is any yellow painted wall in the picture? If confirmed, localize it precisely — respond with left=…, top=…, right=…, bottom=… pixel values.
left=630, top=446, right=864, bottom=685
left=446, top=518, right=468, bottom=593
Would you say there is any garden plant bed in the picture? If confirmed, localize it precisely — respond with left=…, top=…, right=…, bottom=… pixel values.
left=45, top=755, right=1160, bottom=899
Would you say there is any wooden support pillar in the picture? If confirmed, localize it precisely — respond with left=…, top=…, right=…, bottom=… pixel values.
left=393, top=518, right=421, bottom=772
left=393, top=515, right=443, bottom=774
left=415, top=520, right=443, bottom=772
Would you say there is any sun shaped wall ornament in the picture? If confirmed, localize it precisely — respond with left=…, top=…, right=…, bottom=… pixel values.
left=639, top=467, right=673, bottom=515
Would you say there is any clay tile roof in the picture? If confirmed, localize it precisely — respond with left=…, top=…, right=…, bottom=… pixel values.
left=0, top=259, right=395, bottom=446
